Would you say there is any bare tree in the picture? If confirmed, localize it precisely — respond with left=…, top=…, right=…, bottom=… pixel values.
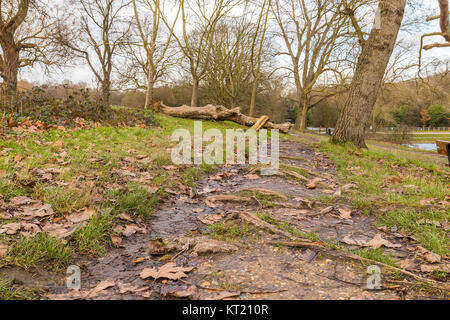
left=332, top=0, right=407, bottom=148
left=121, top=0, right=180, bottom=109
left=273, top=0, right=351, bottom=131
left=248, top=0, right=271, bottom=117
left=159, top=0, right=239, bottom=107
left=59, top=0, right=130, bottom=108
left=0, top=0, right=59, bottom=104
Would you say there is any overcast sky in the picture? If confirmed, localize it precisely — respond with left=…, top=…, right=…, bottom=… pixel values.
left=22, top=0, right=449, bottom=88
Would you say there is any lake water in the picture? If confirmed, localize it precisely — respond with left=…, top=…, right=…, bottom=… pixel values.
left=403, top=143, right=437, bottom=151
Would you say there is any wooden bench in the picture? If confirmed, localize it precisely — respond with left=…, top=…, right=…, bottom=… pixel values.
left=436, top=140, right=450, bottom=166
left=436, top=140, right=450, bottom=155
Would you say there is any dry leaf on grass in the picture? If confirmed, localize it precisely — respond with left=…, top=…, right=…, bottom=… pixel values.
left=0, top=223, right=22, bottom=235
left=42, top=224, right=76, bottom=243
left=367, top=234, right=402, bottom=249
left=140, top=262, right=194, bottom=281
left=417, top=246, right=441, bottom=264
left=342, top=233, right=401, bottom=249
left=67, top=208, right=96, bottom=224
left=119, top=213, right=134, bottom=222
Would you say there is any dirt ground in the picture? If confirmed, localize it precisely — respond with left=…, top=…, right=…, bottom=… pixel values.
left=26, top=135, right=446, bottom=301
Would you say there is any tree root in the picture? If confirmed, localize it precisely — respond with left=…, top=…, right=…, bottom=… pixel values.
left=205, top=195, right=254, bottom=203
left=268, top=241, right=450, bottom=291
left=239, top=187, right=289, bottom=200
left=238, top=212, right=309, bottom=241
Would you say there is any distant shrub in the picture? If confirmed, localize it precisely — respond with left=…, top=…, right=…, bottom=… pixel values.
left=0, top=85, right=157, bottom=128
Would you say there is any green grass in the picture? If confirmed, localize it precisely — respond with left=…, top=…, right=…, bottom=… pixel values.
left=352, top=248, right=399, bottom=267
left=33, top=185, right=93, bottom=216
left=208, top=221, right=254, bottom=241
left=73, top=212, right=114, bottom=256
left=5, top=234, right=73, bottom=271
left=311, top=138, right=449, bottom=256
left=0, top=278, right=40, bottom=300
left=109, top=183, right=163, bottom=219
left=380, top=209, right=449, bottom=257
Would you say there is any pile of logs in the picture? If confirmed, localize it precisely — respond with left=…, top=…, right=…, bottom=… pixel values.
left=155, top=102, right=293, bottom=134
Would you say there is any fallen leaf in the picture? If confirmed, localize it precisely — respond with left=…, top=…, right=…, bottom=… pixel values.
left=86, top=280, right=115, bottom=298
left=42, top=223, right=75, bottom=243
left=53, top=141, right=63, bottom=149
left=417, top=219, right=441, bottom=228
left=118, top=282, right=140, bottom=294
left=119, top=213, right=134, bottom=222
left=367, top=234, right=402, bottom=249
left=420, top=264, right=450, bottom=273
left=140, top=262, right=194, bottom=281
left=387, top=175, right=402, bottom=184
left=163, top=285, right=197, bottom=298
left=122, top=224, right=146, bottom=237
left=417, top=246, right=441, bottom=264
left=198, top=214, right=224, bottom=225
left=0, top=223, right=22, bottom=235
left=14, top=154, right=24, bottom=162
left=147, top=238, right=173, bottom=255
left=244, top=174, right=260, bottom=180
left=67, top=208, right=96, bottom=224
left=338, top=208, right=352, bottom=220
left=306, top=178, right=321, bottom=189
left=111, top=235, right=122, bottom=248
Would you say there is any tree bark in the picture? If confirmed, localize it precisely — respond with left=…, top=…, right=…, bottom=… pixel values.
left=331, top=0, right=406, bottom=148
left=144, top=62, right=155, bottom=110
left=249, top=79, right=259, bottom=117
left=191, top=79, right=199, bottom=107
left=158, top=102, right=293, bottom=133
left=101, top=80, right=111, bottom=108
left=0, top=33, right=20, bottom=106
left=295, top=93, right=309, bottom=131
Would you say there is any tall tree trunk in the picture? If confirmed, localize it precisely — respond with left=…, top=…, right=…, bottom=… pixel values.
left=144, top=62, right=155, bottom=110
left=331, top=0, right=406, bottom=148
left=1, top=35, right=20, bottom=107
left=101, top=80, right=111, bottom=109
left=295, top=94, right=309, bottom=131
left=249, top=78, right=259, bottom=117
left=191, top=79, right=199, bottom=107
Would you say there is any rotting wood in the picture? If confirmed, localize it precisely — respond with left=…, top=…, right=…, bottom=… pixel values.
left=251, top=115, right=270, bottom=131
left=157, top=102, right=293, bottom=133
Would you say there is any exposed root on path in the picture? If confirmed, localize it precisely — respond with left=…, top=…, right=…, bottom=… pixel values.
left=269, top=241, right=450, bottom=292
left=239, top=188, right=289, bottom=200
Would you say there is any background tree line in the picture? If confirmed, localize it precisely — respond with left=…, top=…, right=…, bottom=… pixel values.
left=1, top=0, right=449, bottom=136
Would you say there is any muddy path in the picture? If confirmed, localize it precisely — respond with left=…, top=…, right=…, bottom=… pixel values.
left=43, top=136, right=447, bottom=300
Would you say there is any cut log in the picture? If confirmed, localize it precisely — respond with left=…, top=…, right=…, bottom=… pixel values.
left=158, top=102, right=293, bottom=134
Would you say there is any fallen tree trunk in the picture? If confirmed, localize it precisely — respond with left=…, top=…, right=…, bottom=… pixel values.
left=157, top=102, right=293, bottom=134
